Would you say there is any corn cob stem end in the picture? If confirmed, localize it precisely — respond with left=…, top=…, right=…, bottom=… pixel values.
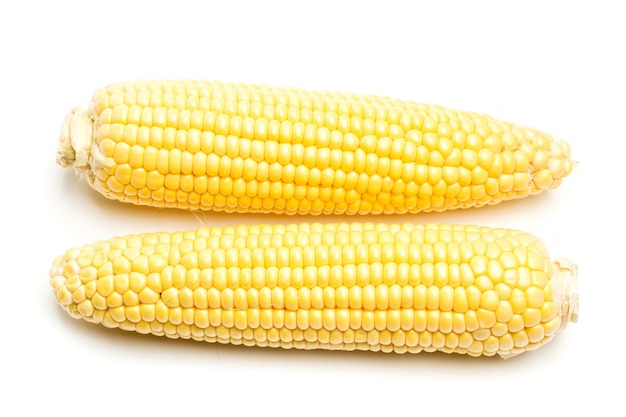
left=553, top=257, right=579, bottom=327
left=57, top=106, right=94, bottom=174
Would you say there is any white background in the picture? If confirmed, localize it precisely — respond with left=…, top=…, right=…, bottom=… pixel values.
left=1, top=1, right=624, bottom=415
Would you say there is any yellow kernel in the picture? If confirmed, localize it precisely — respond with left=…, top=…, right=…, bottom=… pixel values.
left=531, top=270, right=548, bottom=288
left=527, top=324, right=545, bottom=343
left=138, top=287, right=159, bottom=304
left=162, top=287, right=180, bottom=308
left=359, top=284, right=374, bottom=310
left=476, top=308, right=496, bottom=328
left=468, top=340, right=483, bottom=355
left=67, top=283, right=86, bottom=303
left=522, top=308, right=541, bottom=327
left=96, top=275, right=115, bottom=297
left=513, top=172, right=529, bottom=190
left=495, top=301, right=513, bottom=323
left=510, top=288, right=527, bottom=313
left=512, top=331, right=529, bottom=348
left=140, top=304, right=155, bottom=322
left=525, top=286, right=545, bottom=308
left=498, top=334, right=514, bottom=352
left=413, top=310, right=427, bottom=332
left=426, top=310, right=439, bottom=332
left=464, top=311, right=479, bottom=332
left=461, top=149, right=478, bottom=169
left=108, top=306, right=125, bottom=322
left=413, top=285, right=427, bottom=309
left=498, top=174, right=514, bottom=192
left=439, top=312, right=453, bottom=334
left=124, top=305, right=141, bottom=323
left=508, top=315, right=524, bottom=333
left=179, top=287, right=194, bottom=308
left=540, top=302, right=558, bottom=322
left=473, top=328, right=490, bottom=341
left=480, top=290, right=499, bottom=310
left=426, top=286, right=439, bottom=310
left=466, top=285, right=481, bottom=310
left=542, top=315, right=561, bottom=336
left=483, top=336, right=499, bottom=353
left=453, top=287, right=468, bottom=312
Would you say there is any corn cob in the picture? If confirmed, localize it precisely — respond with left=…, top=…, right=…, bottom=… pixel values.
left=50, top=222, right=578, bottom=358
left=57, top=80, right=573, bottom=215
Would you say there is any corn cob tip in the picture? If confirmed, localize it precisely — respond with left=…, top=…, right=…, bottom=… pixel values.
left=57, top=106, right=94, bottom=173
left=552, top=258, right=579, bottom=327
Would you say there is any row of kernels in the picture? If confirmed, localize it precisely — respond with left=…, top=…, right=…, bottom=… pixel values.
left=84, top=273, right=553, bottom=323
left=99, top=106, right=560, bottom=174
left=101, top=83, right=437, bottom=123
left=96, top=306, right=547, bottom=356
left=59, top=278, right=557, bottom=354
left=154, top=192, right=394, bottom=214
left=107, top=80, right=433, bottom=114
left=191, top=230, right=534, bottom=262
left=87, top=262, right=474, bottom=294
left=101, top=134, right=513, bottom=191
left=103, top=157, right=513, bottom=204
left=102, top=102, right=422, bottom=141
left=304, top=223, right=514, bottom=247
left=78, top=250, right=549, bottom=294
left=95, top=303, right=486, bottom=335
left=98, top=83, right=569, bottom=174
left=64, top=223, right=549, bottom=272
left=165, top=283, right=466, bottom=311
left=166, top=244, right=481, bottom=271
left=153, top=262, right=458, bottom=289
left=68, top=223, right=543, bottom=269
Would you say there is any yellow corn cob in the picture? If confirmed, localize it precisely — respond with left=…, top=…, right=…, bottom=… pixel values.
left=50, top=222, right=578, bottom=358
left=57, top=80, right=573, bottom=215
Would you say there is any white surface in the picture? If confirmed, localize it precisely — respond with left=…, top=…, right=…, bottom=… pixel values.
left=1, top=1, right=623, bottom=415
